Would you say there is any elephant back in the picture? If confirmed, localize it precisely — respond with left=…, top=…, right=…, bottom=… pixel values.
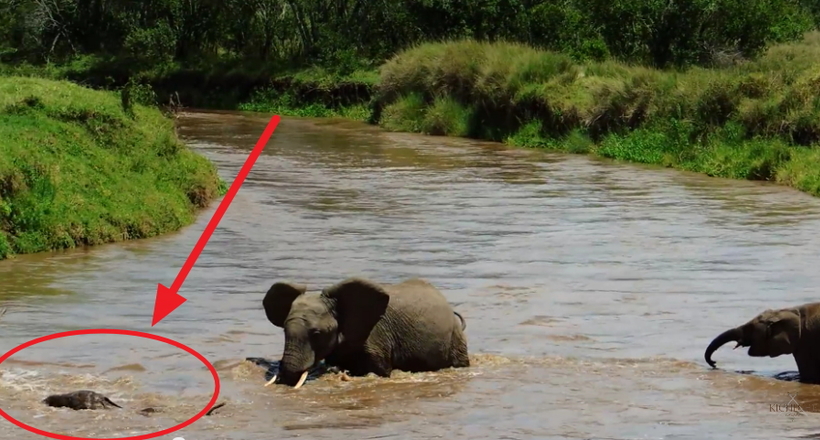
left=381, top=279, right=464, bottom=338
left=383, top=278, right=457, bottom=323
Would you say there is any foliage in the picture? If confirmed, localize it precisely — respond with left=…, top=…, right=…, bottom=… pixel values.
left=0, top=76, right=224, bottom=260
left=0, top=0, right=815, bottom=73
left=370, top=34, right=820, bottom=197
left=1, top=0, right=820, bottom=255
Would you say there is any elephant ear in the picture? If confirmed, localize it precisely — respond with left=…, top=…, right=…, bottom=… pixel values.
left=263, top=282, right=307, bottom=327
left=322, top=277, right=390, bottom=346
left=766, top=309, right=801, bottom=356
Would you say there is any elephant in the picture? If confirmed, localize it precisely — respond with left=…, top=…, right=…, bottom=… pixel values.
left=43, top=390, right=122, bottom=410
left=454, top=311, right=466, bottom=331
left=704, top=302, right=820, bottom=384
left=262, top=276, right=471, bottom=388
left=42, top=390, right=227, bottom=415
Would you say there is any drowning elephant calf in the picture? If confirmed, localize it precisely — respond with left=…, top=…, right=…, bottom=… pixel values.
left=42, top=390, right=226, bottom=416
left=261, top=276, right=471, bottom=389
left=43, top=390, right=122, bottom=410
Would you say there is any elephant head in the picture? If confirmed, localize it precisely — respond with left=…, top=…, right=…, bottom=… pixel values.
left=262, top=277, right=389, bottom=388
left=704, top=308, right=802, bottom=368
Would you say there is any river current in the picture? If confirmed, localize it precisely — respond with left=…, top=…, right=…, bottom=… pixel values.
left=2, top=110, right=820, bottom=439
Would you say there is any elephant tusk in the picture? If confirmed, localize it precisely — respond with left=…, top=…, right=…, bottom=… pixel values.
left=733, top=342, right=741, bottom=350
left=263, top=374, right=277, bottom=387
left=293, top=371, right=308, bottom=390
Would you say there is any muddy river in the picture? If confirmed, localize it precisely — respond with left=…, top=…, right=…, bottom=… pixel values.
left=3, top=110, right=820, bottom=439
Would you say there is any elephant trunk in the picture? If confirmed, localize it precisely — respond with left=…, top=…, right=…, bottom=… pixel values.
left=276, top=341, right=315, bottom=388
left=704, top=327, right=743, bottom=368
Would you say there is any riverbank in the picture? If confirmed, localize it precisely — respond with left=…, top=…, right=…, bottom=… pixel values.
left=0, top=76, right=225, bottom=260
left=249, top=34, right=820, bottom=198
left=370, top=36, right=820, bottom=197
left=233, top=35, right=820, bottom=198
left=6, top=33, right=820, bottom=200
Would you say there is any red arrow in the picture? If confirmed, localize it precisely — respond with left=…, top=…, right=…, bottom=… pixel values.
left=152, top=114, right=282, bottom=326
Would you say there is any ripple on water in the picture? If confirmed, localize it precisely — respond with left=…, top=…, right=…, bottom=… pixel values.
left=3, top=112, right=820, bottom=439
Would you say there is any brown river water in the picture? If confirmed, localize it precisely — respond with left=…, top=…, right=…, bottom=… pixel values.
left=3, top=110, right=820, bottom=440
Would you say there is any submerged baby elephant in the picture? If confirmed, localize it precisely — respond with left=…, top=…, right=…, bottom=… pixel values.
left=262, top=276, right=471, bottom=388
left=43, top=390, right=122, bottom=410
left=43, top=390, right=228, bottom=415
left=705, top=302, right=820, bottom=384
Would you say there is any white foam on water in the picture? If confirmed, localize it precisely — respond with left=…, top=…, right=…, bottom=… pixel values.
left=0, top=367, right=47, bottom=392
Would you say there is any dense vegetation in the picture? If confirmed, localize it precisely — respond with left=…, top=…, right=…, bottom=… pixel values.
left=373, top=35, right=820, bottom=196
left=3, top=0, right=817, bottom=109
left=3, top=0, right=820, bottom=214
left=0, top=76, right=224, bottom=260
left=2, top=0, right=817, bottom=70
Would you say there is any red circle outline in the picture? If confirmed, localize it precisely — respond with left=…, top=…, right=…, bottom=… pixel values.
left=0, top=328, right=221, bottom=440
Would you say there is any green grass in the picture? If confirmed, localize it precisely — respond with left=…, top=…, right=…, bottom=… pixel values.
left=0, top=58, right=379, bottom=119
left=7, top=33, right=820, bottom=201
left=235, top=66, right=377, bottom=120
left=0, top=76, right=225, bottom=260
left=372, top=33, right=820, bottom=197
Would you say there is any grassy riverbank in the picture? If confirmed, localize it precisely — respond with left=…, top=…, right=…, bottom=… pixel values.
left=6, top=33, right=820, bottom=201
left=372, top=35, right=820, bottom=194
left=0, top=76, right=225, bottom=260
left=235, top=33, right=820, bottom=198
left=1, top=0, right=816, bottom=262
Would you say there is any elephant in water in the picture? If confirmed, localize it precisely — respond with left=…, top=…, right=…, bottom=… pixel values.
left=262, top=277, right=470, bottom=388
left=705, top=302, right=820, bottom=383
left=43, top=390, right=227, bottom=415
left=43, top=390, right=122, bottom=410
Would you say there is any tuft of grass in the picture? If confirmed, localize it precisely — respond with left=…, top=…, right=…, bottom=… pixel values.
left=378, top=93, right=472, bottom=136
left=422, top=96, right=472, bottom=137
left=0, top=76, right=223, bottom=260
left=380, top=92, right=427, bottom=132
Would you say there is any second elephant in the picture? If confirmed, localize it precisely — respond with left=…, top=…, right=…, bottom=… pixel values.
left=704, top=302, right=820, bottom=384
left=262, top=276, right=470, bottom=388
